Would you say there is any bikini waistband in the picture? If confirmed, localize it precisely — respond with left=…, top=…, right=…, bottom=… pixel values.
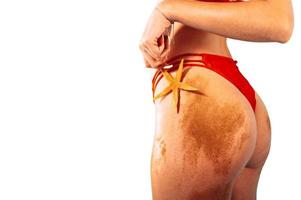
left=156, top=52, right=238, bottom=70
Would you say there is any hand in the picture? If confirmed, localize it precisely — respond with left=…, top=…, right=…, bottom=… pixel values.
left=139, top=6, right=173, bottom=68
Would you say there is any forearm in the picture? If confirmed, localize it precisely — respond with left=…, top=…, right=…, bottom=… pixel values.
left=157, top=0, right=294, bottom=43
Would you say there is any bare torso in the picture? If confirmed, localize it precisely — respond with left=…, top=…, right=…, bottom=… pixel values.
left=169, top=22, right=232, bottom=56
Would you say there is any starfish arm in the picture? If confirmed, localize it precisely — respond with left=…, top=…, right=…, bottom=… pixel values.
left=179, top=82, right=200, bottom=91
left=176, top=58, right=185, bottom=82
left=162, top=70, right=176, bottom=84
left=153, top=84, right=174, bottom=101
left=172, top=87, right=179, bottom=109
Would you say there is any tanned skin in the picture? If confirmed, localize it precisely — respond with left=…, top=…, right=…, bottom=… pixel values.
left=138, top=0, right=294, bottom=199
left=158, top=0, right=294, bottom=43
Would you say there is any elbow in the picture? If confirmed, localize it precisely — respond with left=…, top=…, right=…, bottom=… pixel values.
left=277, top=22, right=294, bottom=44
left=275, top=15, right=294, bottom=44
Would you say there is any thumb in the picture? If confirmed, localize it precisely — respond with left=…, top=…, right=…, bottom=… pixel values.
left=157, top=35, right=165, bottom=54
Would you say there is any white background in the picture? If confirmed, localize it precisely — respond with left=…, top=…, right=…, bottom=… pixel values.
left=0, top=0, right=300, bottom=199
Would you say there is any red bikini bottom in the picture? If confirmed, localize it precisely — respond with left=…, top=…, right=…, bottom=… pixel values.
left=151, top=53, right=256, bottom=112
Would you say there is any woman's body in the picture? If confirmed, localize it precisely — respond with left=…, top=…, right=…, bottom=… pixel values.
left=139, top=0, right=294, bottom=199
left=150, top=23, right=271, bottom=200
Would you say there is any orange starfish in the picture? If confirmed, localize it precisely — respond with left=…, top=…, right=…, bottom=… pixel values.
left=153, top=58, right=200, bottom=112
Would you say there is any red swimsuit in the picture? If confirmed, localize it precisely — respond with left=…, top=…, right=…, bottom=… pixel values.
left=151, top=53, right=256, bottom=112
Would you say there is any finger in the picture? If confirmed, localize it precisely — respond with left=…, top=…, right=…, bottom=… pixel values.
left=152, top=55, right=169, bottom=68
left=158, top=35, right=165, bottom=54
left=142, top=43, right=159, bottom=63
left=139, top=44, right=152, bottom=68
left=140, top=40, right=159, bottom=61
left=159, top=35, right=171, bottom=63
left=142, top=48, right=158, bottom=68
left=163, top=24, right=172, bottom=36
left=143, top=56, right=151, bottom=68
left=161, top=35, right=170, bottom=56
left=144, top=40, right=161, bottom=60
left=143, top=54, right=153, bottom=68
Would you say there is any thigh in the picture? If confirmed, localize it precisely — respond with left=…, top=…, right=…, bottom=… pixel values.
left=150, top=67, right=257, bottom=200
left=231, top=166, right=264, bottom=200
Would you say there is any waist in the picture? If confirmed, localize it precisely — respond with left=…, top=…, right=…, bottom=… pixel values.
left=167, top=22, right=232, bottom=60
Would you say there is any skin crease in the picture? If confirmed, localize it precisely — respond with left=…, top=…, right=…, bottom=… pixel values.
left=141, top=0, right=294, bottom=199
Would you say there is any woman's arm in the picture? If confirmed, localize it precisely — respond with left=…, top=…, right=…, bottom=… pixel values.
left=157, top=0, right=294, bottom=43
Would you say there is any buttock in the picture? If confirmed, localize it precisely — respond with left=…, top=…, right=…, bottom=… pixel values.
left=150, top=62, right=258, bottom=199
